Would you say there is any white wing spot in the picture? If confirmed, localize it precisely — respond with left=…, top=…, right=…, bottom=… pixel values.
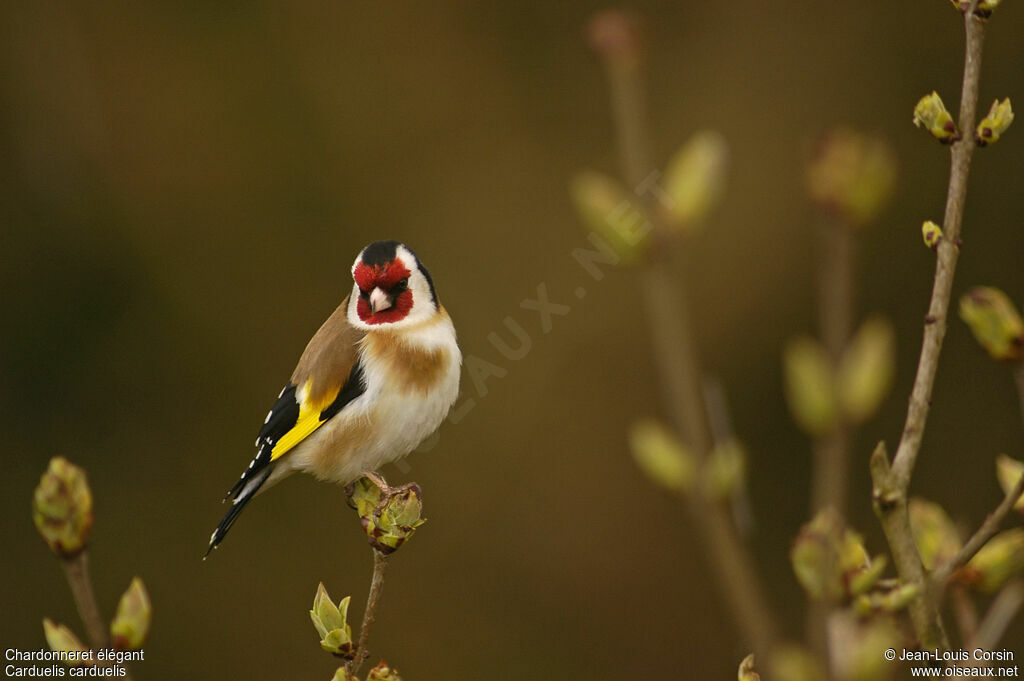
left=248, top=461, right=255, bottom=469
left=264, top=410, right=273, bottom=424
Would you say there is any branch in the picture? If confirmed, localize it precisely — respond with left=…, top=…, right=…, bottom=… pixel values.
left=61, top=553, right=138, bottom=681
left=950, top=584, right=980, bottom=646
left=807, top=220, right=856, bottom=676
left=869, top=5, right=987, bottom=652
left=61, top=553, right=108, bottom=650
left=870, top=443, right=950, bottom=650
left=889, top=9, right=986, bottom=490
left=1015, top=363, right=1024, bottom=427
left=347, top=550, right=390, bottom=676
left=974, top=580, right=1024, bottom=651
left=591, top=10, right=778, bottom=655
left=932, top=460, right=1024, bottom=589
left=811, top=221, right=855, bottom=517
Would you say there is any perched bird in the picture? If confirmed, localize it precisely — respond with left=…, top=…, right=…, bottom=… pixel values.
left=206, top=240, right=461, bottom=556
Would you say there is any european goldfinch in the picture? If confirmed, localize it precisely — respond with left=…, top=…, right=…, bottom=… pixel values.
left=206, top=241, right=461, bottom=556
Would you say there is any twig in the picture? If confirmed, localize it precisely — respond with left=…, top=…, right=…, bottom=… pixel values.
left=931, top=466, right=1024, bottom=589
left=62, top=552, right=137, bottom=681
left=950, top=584, right=980, bottom=647
left=703, top=378, right=754, bottom=537
left=1015, top=363, right=1024, bottom=427
left=870, top=443, right=950, bottom=650
left=888, top=8, right=986, bottom=491
left=973, top=580, right=1024, bottom=651
left=61, top=553, right=108, bottom=650
left=869, top=4, right=987, bottom=652
left=592, top=10, right=778, bottom=655
left=812, top=221, right=855, bottom=517
left=347, top=549, right=390, bottom=675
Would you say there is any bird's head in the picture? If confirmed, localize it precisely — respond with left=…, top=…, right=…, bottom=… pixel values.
left=347, top=240, right=438, bottom=330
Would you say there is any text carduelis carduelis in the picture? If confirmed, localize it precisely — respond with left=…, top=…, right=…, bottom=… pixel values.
left=206, top=241, right=461, bottom=556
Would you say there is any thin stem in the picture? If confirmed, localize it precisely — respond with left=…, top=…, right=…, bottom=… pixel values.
left=819, top=221, right=855, bottom=367
left=950, top=584, right=980, bottom=647
left=639, top=266, right=713, bottom=457
left=703, top=378, right=754, bottom=536
left=870, top=443, right=950, bottom=650
left=62, top=553, right=137, bottom=681
left=61, top=552, right=108, bottom=650
left=597, top=16, right=778, bottom=654
left=807, top=221, right=855, bottom=676
left=347, top=550, right=390, bottom=675
left=931, top=468, right=1024, bottom=589
left=1015, top=363, right=1024, bottom=427
left=812, top=221, right=855, bottom=517
left=889, top=10, right=986, bottom=490
left=974, top=580, right=1024, bottom=650
left=870, top=5, right=987, bottom=652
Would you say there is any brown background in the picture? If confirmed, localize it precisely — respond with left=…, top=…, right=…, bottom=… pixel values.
left=3, top=1, right=1023, bottom=679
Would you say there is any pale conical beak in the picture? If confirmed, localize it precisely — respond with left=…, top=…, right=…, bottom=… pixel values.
left=369, top=287, right=393, bottom=314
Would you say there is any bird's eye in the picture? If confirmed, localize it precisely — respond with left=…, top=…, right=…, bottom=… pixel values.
left=394, top=277, right=409, bottom=291
left=359, top=288, right=370, bottom=300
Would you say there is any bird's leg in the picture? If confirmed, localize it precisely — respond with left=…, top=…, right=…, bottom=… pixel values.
left=362, top=470, right=390, bottom=492
left=360, top=471, right=421, bottom=519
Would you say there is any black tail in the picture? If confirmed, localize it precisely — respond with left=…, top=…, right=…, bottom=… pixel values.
left=204, top=466, right=272, bottom=559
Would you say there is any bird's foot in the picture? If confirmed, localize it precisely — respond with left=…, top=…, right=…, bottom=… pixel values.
left=354, top=471, right=421, bottom=519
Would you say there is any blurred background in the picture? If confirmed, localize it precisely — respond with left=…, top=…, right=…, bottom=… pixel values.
left=3, top=1, right=1023, bottom=678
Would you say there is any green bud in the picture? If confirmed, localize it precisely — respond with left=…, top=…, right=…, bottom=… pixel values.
left=913, top=92, right=959, bottom=143
left=330, top=668, right=360, bottom=681
left=995, top=454, right=1024, bottom=514
left=963, top=528, right=1024, bottom=593
left=738, top=653, right=761, bottom=681
left=958, top=287, right=1024, bottom=362
left=806, top=129, right=897, bottom=225
left=976, top=98, right=1014, bottom=146
left=977, top=0, right=1003, bottom=16
left=367, top=485, right=426, bottom=555
left=348, top=477, right=383, bottom=522
left=42, top=619, right=91, bottom=667
left=367, top=661, right=403, bottom=681
left=660, top=130, right=728, bottom=233
left=853, top=582, right=919, bottom=616
left=882, top=582, right=920, bottom=612
left=629, top=419, right=695, bottom=492
left=909, top=498, right=962, bottom=571
left=768, top=645, right=824, bottom=681
left=570, top=171, right=649, bottom=265
left=704, top=438, right=747, bottom=501
left=829, top=612, right=901, bottom=681
left=791, top=509, right=878, bottom=600
left=848, top=555, right=888, bottom=597
left=33, top=457, right=93, bottom=558
left=950, top=0, right=1002, bottom=19
left=837, top=317, right=895, bottom=425
left=852, top=594, right=876, bottom=616
left=110, top=577, right=151, bottom=651
left=921, top=220, right=943, bottom=250
left=783, top=337, right=838, bottom=436
left=310, top=583, right=355, bottom=660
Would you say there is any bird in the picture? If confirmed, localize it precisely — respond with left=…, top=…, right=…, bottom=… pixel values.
left=206, top=240, right=461, bottom=557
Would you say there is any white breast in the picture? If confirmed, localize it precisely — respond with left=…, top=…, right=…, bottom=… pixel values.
left=285, top=313, right=461, bottom=484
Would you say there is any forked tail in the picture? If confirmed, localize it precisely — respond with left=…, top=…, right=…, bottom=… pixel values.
left=204, top=466, right=273, bottom=558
